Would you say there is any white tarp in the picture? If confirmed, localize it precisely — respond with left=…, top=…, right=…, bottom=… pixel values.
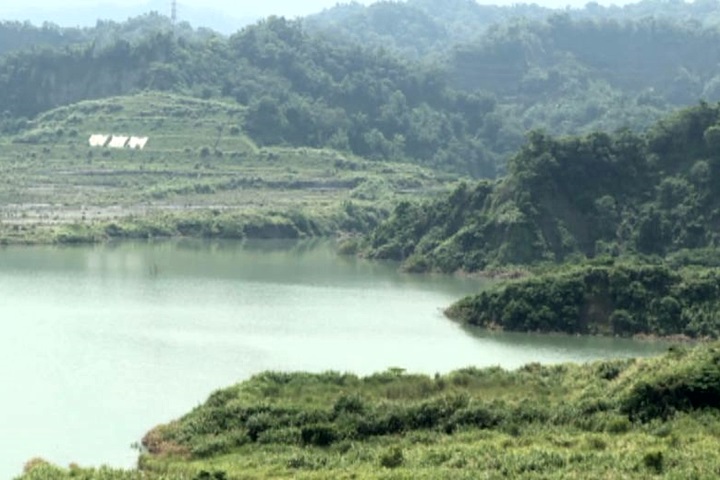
left=108, top=136, right=129, bottom=148
left=128, top=136, right=149, bottom=150
left=88, top=134, right=109, bottom=147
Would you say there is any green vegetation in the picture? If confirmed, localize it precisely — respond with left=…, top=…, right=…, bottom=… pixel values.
left=17, top=343, right=720, bottom=478
left=305, top=0, right=549, bottom=58
left=0, top=91, right=447, bottom=245
left=10, top=4, right=720, bottom=479
left=310, top=1, right=720, bottom=144
left=365, top=101, right=720, bottom=338
left=306, top=0, right=720, bottom=57
left=365, top=103, right=720, bottom=272
left=447, top=262, right=720, bottom=338
left=0, top=16, right=501, bottom=177
left=12, top=4, right=720, bottom=180
left=0, top=14, right=212, bottom=57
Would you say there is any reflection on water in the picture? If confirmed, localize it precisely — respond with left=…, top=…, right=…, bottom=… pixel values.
left=0, top=240, right=670, bottom=477
left=458, top=324, right=671, bottom=367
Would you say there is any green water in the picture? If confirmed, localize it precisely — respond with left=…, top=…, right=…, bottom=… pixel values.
left=0, top=240, right=669, bottom=477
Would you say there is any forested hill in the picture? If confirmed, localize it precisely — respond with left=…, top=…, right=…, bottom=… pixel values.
left=308, top=2, right=720, bottom=140
left=365, top=103, right=720, bottom=272
left=303, top=0, right=550, bottom=58
left=305, top=0, right=720, bottom=58
left=0, top=17, right=504, bottom=177
left=448, top=15, right=720, bottom=136
left=0, top=21, right=86, bottom=55
left=9, top=6, right=720, bottom=178
left=0, top=1, right=250, bottom=33
left=0, top=14, right=215, bottom=57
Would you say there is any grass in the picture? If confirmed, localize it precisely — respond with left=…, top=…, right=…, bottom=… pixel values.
left=16, top=343, right=720, bottom=479
left=0, top=92, right=454, bottom=244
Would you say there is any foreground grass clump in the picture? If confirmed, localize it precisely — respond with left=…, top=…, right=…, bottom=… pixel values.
left=447, top=261, right=720, bottom=339
left=18, top=344, right=720, bottom=479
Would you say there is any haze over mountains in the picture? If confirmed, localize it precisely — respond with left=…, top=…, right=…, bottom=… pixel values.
left=0, top=0, right=671, bottom=32
left=0, top=0, right=381, bottom=32
left=0, top=0, right=255, bottom=33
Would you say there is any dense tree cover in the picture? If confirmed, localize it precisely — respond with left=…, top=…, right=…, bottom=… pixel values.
left=307, top=0, right=720, bottom=57
left=9, top=7, right=720, bottom=176
left=308, top=2, right=720, bottom=140
left=0, top=16, right=503, bottom=176
left=19, top=344, right=720, bottom=478
left=448, top=14, right=720, bottom=135
left=3, top=0, right=250, bottom=34
left=365, top=103, right=720, bottom=271
left=227, top=18, right=501, bottom=175
left=0, top=21, right=86, bottom=56
left=12, top=5, right=720, bottom=178
left=0, top=14, right=214, bottom=57
left=304, top=0, right=550, bottom=58
left=447, top=262, right=720, bottom=338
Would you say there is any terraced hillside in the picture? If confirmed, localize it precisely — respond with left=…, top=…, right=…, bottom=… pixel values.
left=0, top=92, right=449, bottom=244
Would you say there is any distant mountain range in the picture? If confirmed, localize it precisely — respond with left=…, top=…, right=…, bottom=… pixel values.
left=0, top=0, right=256, bottom=34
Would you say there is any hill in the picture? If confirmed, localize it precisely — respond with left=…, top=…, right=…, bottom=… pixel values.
left=308, top=2, right=720, bottom=149
left=17, top=342, right=720, bottom=478
left=306, top=0, right=720, bottom=58
left=0, top=17, right=504, bottom=177
left=447, top=262, right=720, bottom=339
left=9, top=10, right=720, bottom=179
left=364, top=103, right=720, bottom=272
left=0, top=14, right=220, bottom=58
left=0, top=0, right=251, bottom=34
left=0, top=92, right=447, bottom=245
left=446, top=15, right=720, bottom=137
left=304, top=0, right=552, bottom=58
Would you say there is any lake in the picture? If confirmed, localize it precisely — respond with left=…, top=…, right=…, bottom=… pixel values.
left=0, top=240, right=670, bottom=477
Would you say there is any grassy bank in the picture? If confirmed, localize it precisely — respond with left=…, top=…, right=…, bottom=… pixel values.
left=0, top=204, right=388, bottom=245
left=17, top=343, right=720, bottom=479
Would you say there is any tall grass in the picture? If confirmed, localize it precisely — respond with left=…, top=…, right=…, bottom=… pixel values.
left=18, top=343, right=720, bottom=479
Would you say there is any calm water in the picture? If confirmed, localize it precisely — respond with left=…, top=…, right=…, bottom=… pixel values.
left=1, top=240, right=669, bottom=477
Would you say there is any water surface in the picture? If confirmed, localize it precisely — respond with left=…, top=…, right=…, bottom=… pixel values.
left=0, top=240, right=669, bottom=477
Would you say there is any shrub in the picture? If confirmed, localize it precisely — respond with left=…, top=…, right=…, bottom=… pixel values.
left=333, top=394, right=366, bottom=415
left=257, top=427, right=300, bottom=445
left=246, top=412, right=275, bottom=442
left=447, top=404, right=502, bottom=431
left=643, top=451, right=665, bottom=474
left=379, top=447, right=404, bottom=469
left=23, top=458, right=51, bottom=473
left=622, top=349, right=720, bottom=421
left=193, top=471, right=228, bottom=480
left=596, top=361, right=623, bottom=381
left=191, top=435, right=232, bottom=458
left=287, top=455, right=316, bottom=470
left=586, top=436, right=607, bottom=450
left=300, top=424, right=338, bottom=447
left=604, top=416, right=631, bottom=434
left=610, top=309, right=643, bottom=335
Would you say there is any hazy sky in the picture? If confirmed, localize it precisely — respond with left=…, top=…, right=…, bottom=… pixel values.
left=4, top=0, right=639, bottom=20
